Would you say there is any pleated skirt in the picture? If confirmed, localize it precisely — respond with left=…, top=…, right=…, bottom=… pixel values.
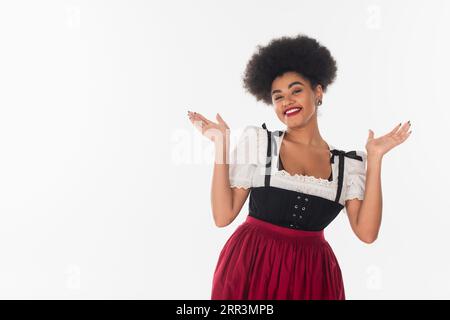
left=211, top=215, right=345, bottom=300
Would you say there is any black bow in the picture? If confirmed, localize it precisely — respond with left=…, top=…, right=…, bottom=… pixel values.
left=261, top=123, right=283, bottom=136
left=330, top=149, right=363, bottom=163
left=330, top=149, right=363, bottom=203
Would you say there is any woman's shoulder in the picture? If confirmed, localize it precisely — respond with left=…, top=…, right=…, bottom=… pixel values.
left=341, top=149, right=367, bottom=173
left=240, top=124, right=265, bottom=134
left=236, top=124, right=269, bottom=142
left=241, top=123, right=283, bottom=146
left=331, top=147, right=367, bottom=160
left=347, top=149, right=367, bottom=162
left=233, top=124, right=269, bottom=165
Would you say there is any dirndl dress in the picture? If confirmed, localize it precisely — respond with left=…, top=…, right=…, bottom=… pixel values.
left=211, top=123, right=367, bottom=300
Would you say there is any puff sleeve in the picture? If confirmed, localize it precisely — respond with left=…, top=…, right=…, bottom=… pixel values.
left=344, top=150, right=367, bottom=201
left=228, top=125, right=259, bottom=189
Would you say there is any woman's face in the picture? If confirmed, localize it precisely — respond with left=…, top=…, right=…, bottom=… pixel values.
left=271, top=71, right=323, bottom=127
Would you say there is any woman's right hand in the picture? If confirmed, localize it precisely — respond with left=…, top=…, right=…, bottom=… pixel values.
left=187, top=111, right=230, bottom=144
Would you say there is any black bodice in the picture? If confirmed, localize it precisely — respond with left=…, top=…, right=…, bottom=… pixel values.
left=247, top=123, right=363, bottom=231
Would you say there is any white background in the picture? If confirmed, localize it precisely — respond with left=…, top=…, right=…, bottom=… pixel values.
left=0, top=0, right=448, bottom=299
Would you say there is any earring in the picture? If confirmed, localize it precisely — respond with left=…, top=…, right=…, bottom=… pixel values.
left=317, top=100, right=322, bottom=106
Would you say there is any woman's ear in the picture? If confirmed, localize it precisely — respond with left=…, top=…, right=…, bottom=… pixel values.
left=315, top=84, right=324, bottom=99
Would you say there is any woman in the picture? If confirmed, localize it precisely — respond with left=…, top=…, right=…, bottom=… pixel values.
left=187, top=34, right=411, bottom=300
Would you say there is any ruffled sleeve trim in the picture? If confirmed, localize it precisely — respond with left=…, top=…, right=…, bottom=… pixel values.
left=344, top=150, right=367, bottom=201
left=228, top=125, right=260, bottom=189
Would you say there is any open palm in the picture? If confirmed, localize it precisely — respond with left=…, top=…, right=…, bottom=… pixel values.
left=187, top=111, right=230, bottom=143
left=366, top=121, right=412, bottom=157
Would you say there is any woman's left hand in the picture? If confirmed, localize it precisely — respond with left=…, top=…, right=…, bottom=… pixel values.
left=366, top=121, right=412, bottom=158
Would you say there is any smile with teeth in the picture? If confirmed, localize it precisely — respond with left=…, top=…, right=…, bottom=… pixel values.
left=284, top=107, right=303, bottom=116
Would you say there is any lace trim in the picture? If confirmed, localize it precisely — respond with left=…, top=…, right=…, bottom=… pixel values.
left=274, top=169, right=337, bottom=186
left=230, top=184, right=252, bottom=189
left=229, top=179, right=252, bottom=189
left=345, top=194, right=364, bottom=201
left=270, top=174, right=341, bottom=204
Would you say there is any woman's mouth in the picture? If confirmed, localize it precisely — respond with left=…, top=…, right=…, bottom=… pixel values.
left=284, top=107, right=303, bottom=117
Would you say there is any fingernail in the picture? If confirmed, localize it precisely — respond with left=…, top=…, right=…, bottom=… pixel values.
left=408, top=120, right=411, bottom=124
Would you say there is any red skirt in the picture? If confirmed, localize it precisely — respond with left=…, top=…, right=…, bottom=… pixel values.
left=211, top=215, right=345, bottom=300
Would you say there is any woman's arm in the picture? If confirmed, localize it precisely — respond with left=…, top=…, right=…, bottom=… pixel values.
left=345, top=154, right=383, bottom=244
left=187, top=111, right=251, bottom=228
left=211, top=136, right=251, bottom=227
left=345, top=121, right=412, bottom=244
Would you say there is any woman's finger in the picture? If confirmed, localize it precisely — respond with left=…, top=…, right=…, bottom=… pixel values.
left=188, top=111, right=204, bottom=122
left=216, top=113, right=229, bottom=128
left=399, top=120, right=411, bottom=134
left=193, top=112, right=212, bottom=125
left=188, top=112, right=205, bottom=127
left=394, top=121, right=410, bottom=139
left=387, top=122, right=402, bottom=136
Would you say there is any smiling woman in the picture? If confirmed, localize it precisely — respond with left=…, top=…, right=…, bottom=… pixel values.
left=210, top=34, right=351, bottom=301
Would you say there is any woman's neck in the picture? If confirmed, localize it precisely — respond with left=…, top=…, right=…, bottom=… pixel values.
left=284, top=117, right=327, bottom=149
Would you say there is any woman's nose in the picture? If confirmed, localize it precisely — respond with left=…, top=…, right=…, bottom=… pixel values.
left=283, top=99, right=295, bottom=107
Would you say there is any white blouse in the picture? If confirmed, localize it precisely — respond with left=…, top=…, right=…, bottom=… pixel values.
left=228, top=125, right=367, bottom=206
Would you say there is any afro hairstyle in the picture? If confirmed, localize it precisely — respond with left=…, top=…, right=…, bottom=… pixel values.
left=242, top=34, right=337, bottom=106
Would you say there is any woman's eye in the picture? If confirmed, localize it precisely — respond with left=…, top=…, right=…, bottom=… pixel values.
left=275, top=89, right=302, bottom=100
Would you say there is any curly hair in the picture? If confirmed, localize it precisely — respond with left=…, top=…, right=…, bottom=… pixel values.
left=242, top=34, right=338, bottom=106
